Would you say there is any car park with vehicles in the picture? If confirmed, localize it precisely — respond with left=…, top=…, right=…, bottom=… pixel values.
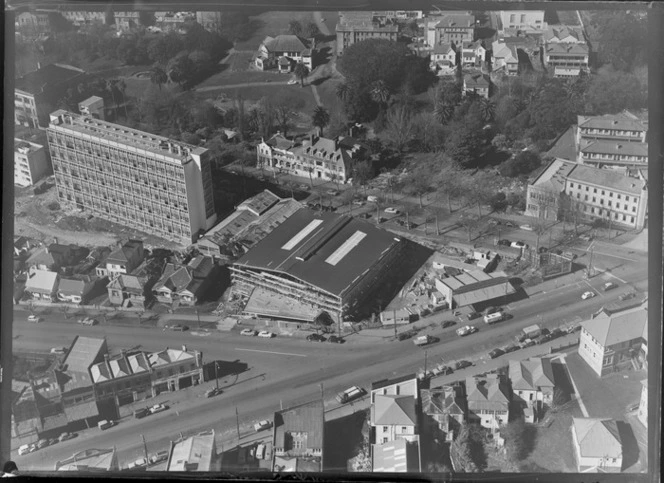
left=306, top=334, right=326, bottom=342
left=149, top=404, right=168, bottom=414
left=149, top=451, right=169, bottom=465
left=258, top=330, right=275, bottom=338
left=27, top=315, right=41, bottom=323
left=456, top=325, right=477, bottom=336
left=254, top=420, right=273, bottom=432
left=336, top=385, right=366, bottom=404
left=241, top=328, right=258, bottom=336
left=581, top=291, right=595, bottom=300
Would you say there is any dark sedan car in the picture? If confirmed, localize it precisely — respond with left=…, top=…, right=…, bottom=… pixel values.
left=170, top=324, right=189, bottom=332
left=549, top=328, right=565, bottom=340
left=467, top=312, right=482, bottom=320
left=503, top=345, right=519, bottom=353
left=455, top=360, right=473, bottom=370
left=536, top=334, right=552, bottom=345
left=306, top=334, right=326, bottom=342
left=441, top=320, right=456, bottom=328
left=488, top=348, right=505, bottom=359
left=328, top=335, right=345, bottom=344
left=497, top=239, right=511, bottom=246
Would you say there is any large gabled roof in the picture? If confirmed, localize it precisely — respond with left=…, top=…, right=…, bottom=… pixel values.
left=25, top=269, right=59, bottom=293
left=578, top=111, right=648, bottom=132
left=274, top=399, right=324, bottom=450
left=465, top=376, right=510, bottom=410
left=464, top=72, right=490, bottom=88
left=372, top=395, right=417, bottom=426
left=263, top=35, right=309, bottom=54
left=572, top=418, right=622, bottom=458
left=233, top=210, right=402, bottom=297
left=509, top=358, right=555, bottom=391
left=581, top=303, right=647, bottom=347
left=421, top=386, right=465, bottom=416
left=580, top=140, right=648, bottom=157
left=106, top=240, right=143, bottom=264
left=545, top=43, right=588, bottom=55
left=433, top=14, right=475, bottom=28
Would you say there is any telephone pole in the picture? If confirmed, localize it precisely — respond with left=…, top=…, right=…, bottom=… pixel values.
left=424, top=350, right=428, bottom=378
left=140, top=434, right=148, bottom=461
left=235, top=407, right=241, bottom=445
left=587, top=247, right=594, bottom=278
left=214, top=361, right=219, bottom=391
left=319, top=383, right=324, bottom=399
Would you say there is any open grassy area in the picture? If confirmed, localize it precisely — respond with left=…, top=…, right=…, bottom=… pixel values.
left=524, top=409, right=580, bottom=472
left=195, top=83, right=318, bottom=114
left=234, top=11, right=317, bottom=51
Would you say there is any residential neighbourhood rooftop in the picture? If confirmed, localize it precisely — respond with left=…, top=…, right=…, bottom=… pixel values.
left=578, top=111, right=648, bottom=131
left=372, top=395, right=418, bottom=426
left=579, top=140, right=648, bottom=157
left=509, top=358, right=555, bottom=392
left=582, top=303, right=648, bottom=346
left=167, top=431, right=216, bottom=471
left=572, top=418, right=622, bottom=458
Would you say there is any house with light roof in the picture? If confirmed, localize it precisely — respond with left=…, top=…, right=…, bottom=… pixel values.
left=509, top=357, right=555, bottom=422
left=152, top=255, right=216, bottom=306
left=429, top=42, right=456, bottom=75
left=543, top=42, right=589, bottom=78
left=24, top=268, right=59, bottom=301
left=167, top=430, right=220, bottom=471
left=371, top=394, right=419, bottom=444
left=148, top=346, right=204, bottom=395
left=55, top=448, right=119, bottom=471
left=571, top=418, right=623, bottom=472
left=578, top=302, right=647, bottom=377
left=371, top=374, right=418, bottom=403
left=427, top=13, right=475, bottom=48
left=461, top=40, right=485, bottom=67
left=544, top=25, right=586, bottom=44
left=465, top=374, right=510, bottom=431
left=91, top=349, right=152, bottom=414
left=255, top=34, right=314, bottom=72
left=491, top=39, right=519, bottom=75
left=576, top=111, right=648, bottom=146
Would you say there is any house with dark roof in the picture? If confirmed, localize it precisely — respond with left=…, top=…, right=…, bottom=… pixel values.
left=91, top=350, right=152, bottom=413
left=26, top=243, right=87, bottom=272
left=429, top=42, right=456, bottom=75
left=152, top=255, right=216, bottom=306
left=421, top=385, right=466, bottom=442
left=578, top=302, right=647, bottom=377
left=572, top=418, right=623, bottom=472
left=107, top=274, right=150, bottom=308
left=255, top=35, right=314, bottom=72
left=371, top=374, right=418, bottom=403
left=465, top=374, right=510, bottom=431
left=56, top=276, right=96, bottom=304
left=371, top=394, right=419, bottom=445
left=272, top=400, right=324, bottom=472
left=15, top=63, right=88, bottom=128
left=463, top=72, right=490, bottom=99
left=99, top=240, right=145, bottom=279
left=509, top=357, right=555, bottom=422
left=543, top=42, right=589, bottom=78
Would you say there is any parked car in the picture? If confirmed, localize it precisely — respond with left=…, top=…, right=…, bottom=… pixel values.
left=441, top=320, right=456, bottom=329
left=503, top=345, right=519, bottom=354
left=36, top=438, right=51, bottom=450
left=27, top=315, right=41, bottom=323
left=497, top=239, right=511, bottom=246
left=511, top=241, right=526, bottom=249
left=437, top=365, right=454, bottom=375
left=619, top=292, right=637, bottom=301
left=58, top=432, right=77, bottom=442
left=549, top=328, right=565, bottom=340
left=519, top=224, right=533, bottom=231
left=240, top=328, right=258, bottom=336
left=306, top=334, right=326, bottom=342
left=134, top=408, right=149, bottom=419
left=384, top=207, right=399, bottom=214
left=359, top=213, right=372, bottom=219
left=170, top=324, right=189, bottom=332
left=149, top=451, right=169, bottom=465
left=328, top=335, right=344, bottom=344
left=149, top=404, right=168, bottom=414
left=367, top=195, right=378, bottom=202
left=466, top=312, right=481, bottom=320
left=456, top=325, right=477, bottom=337
left=579, top=234, right=593, bottom=241
left=581, top=291, right=596, bottom=300
left=97, top=420, right=115, bottom=430
left=50, top=347, right=67, bottom=355
left=258, top=330, right=275, bottom=338
left=205, top=388, right=222, bottom=398
left=18, top=444, right=35, bottom=456
left=520, top=339, right=536, bottom=348
left=377, top=216, right=387, bottom=223
left=603, top=282, right=618, bottom=291
left=455, top=360, right=473, bottom=370
left=127, top=457, right=148, bottom=470
left=287, top=79, right=298, bottom=85
left=397, top=331, right=415, bottom=341
left=536, top=334, right=552, bottom=345
left=488, top=348, right=505, bottom=359
left=352, top=200, right=365, bottom=206
left=78, top=317, right=98, bottom=326
left=336, top=386, right=366, bottom=404
left=254, top=420, right=273, bottom=432
left=504, top=221, right=515, bottom=227
left=327, top=189, right=339, bottom=196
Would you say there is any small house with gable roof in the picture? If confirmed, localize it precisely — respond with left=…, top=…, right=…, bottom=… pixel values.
left=152, top=255, right=216, bottom=306
left=571, top=418, right=623, bottom=472
left=371, top=394, right=419, bottom=444
left=465, top=374, right=510, bottom=431
left=509, top=357, right=555, bottom=422
left=255, top=34, right=314, bottom=72
left=99, top=240, right=145, bottom=280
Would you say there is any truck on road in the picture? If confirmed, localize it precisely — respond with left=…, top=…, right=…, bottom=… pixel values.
left=518, top=324, right=542, bottom=342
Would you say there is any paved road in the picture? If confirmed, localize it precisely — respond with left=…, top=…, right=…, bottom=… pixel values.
left=11, top=258, right=647, bottom=470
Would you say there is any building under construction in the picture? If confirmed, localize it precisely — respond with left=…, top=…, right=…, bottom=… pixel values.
left=229, top=209, right=406, bottom=321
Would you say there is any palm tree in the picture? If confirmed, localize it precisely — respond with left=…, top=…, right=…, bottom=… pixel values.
left=293, top=62, right=310, bottom=87
left=150, top=66, right=168, bottom=91
left=288, top=19, right=303, bottom=36
left=312, top=106, right=330, bottom=136
left=479, top=98, right=495, bottom=123
left=433, top=100, right=454, bottom=124
left=335, top=83, right=350, bottom=102
left=370, top=80, right=390, bottom=106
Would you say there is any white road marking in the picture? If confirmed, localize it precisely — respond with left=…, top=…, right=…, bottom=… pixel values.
left=235, top=348, right=307, bottom=357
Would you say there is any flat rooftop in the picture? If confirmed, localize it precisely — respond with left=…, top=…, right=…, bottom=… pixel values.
left=233, top=210, right=402, bottom=297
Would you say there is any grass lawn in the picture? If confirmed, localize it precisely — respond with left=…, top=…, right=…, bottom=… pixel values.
left=234, top=11, right=317, bottom=51
left=315, top=77, right=343, bottom=111
left=196, top=83, right=318, bottom=113
left=556, top=10, right=581, bottom=26
left=196, top=69, right=289, bottom=88
left=523, top=409, right=581, bottom=472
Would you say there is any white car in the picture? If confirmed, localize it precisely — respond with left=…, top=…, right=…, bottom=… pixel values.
left=384, top=207, right=399, bottom=214
left=258, top=330, right=275, bottom=338
left=50, top=347, right=67, bottom=355
left=97, top=420, right=114, bottom=430
left=149, top=451, right=169, bottom=465
left=456, top=325, right=477, bottom=337
left=582, top=291, right=596, bottom=300
left=254, top=420, right=273, bottom=432
left=149, top=404, right=168, bottom=414
left=127, top=457, right=148, bottom=470
left=18, top=444, right=35, bottom=456
left=27, top=315, right=41, bottom=323
left=287, top=79, right=298, bottom=85
left=240, top=328, right=257, bottom=336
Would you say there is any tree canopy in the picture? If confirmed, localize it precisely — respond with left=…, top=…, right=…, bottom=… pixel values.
left=596, top=12, right=648, bottom=71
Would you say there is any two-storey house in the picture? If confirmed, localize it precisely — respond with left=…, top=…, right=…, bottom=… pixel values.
left=462, top=72, right=490, bottom=99
left=273, top=400, right=324, bottom=472
left=152, top=255, right=216, bottom=306
left=255, top=35, right=314, bottom=72
left=578, top=302, right=647, bottom=377
left=572, top=418, right=623, bottom=473
left=508, top=357, right=555, bottom=422
left=148, top=346, right=204, bottom=395
left=106, top=274, right=149, bottom=309
left=421, top=385, right=465, bottom=442
left=98, top=240, right=145, bottom=280
left=576, top=111, right=648, bottom=146
left=24, top=268, right=59, bottom=301
left=461, top=40, right=486, bottom=67
left=465, top=374, right=510, bottom=431
left=371, top=395, right=419, bottom=444
left=543, top=42, right=589, bottom=78
left=429, top=43, right=457, bottom=75
left=427, top=14, right=475, bottom=49
left=56, top=276, right=96, bottom=304
left=371, top=374, right=418, bottom=403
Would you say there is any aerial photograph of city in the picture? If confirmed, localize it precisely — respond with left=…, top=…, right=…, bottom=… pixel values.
left=1, top=0, right=659, bottom=479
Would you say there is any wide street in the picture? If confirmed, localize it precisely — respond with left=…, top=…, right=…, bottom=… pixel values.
left=11, top=239, right=647, bottom=470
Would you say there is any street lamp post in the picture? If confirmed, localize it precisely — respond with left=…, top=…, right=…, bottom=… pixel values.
left=214, top=362, right=219, bottom=391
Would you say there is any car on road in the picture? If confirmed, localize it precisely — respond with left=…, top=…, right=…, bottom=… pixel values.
left=519, top=224, right=533, bottom=231
left=536, top=334, right=552, bottom=345
left=298, top=184, right=309, bottom=190
left=58, top=432, right=77, bottom=442
left=504, top=221, right=515, bottom=227
left=36, top=438, right=51, bottom=450
left=456, top=325, right=477, bottom=337
left=27, top=315, right=42, bottom=323
left=397, top=331, right=415, bottom=341
left=254, top=420, right=273, bottom=432
left=169, top=324, right=189, bottom=332
left=520, top=339, right=536, bottom=348
left=205, top=387, right=223, bottom=398
left=511, top=241, right=526, bottom=249
left=581, top=291, right=596, bottom=300
left=384, top=207, right=399, bottom=214
left=466, top=312, right=481, bottom=320
left=619, top=292, right=636, bottom=301
left=455, top=360, right=473, bottom=370
left=258, top=330, right=275, bottom=338
left=98, top=420, right=115, bottom=430
left=352, top=200, right=365, bottom=206
left=240, top=328, right=258, bottom=336
left=149, top=404, right=168, bottom=414
left=503, top=345, right=519, bottom=354
left=18, top=444, right=35, bottom=456
left=603, top=282, right=618, bottom=291
left=78, top=317, right=98, bottom=326
left=367, top=195, right=379, bottom=202
left=496, top=239, right=511, bottom=247
left=437, top=365, right=454, bottom=375
left=328, top=335, right=344, bottom=343
left=134, top=408, right=150, bottom=419
left=441, top=320, right=456, bottom=328
left=127, top=457, right=148, bottom=470
left=307, top=334, right=326, bottom=342
left=149, top=451, right=169, bottom=465
left=549, top=328, right=565, bottom=340
left=287, top=79, right=298, bottom=85
left=50, top=347, right=67, bottom=355
left=359, top=213, right=372, bottom=219
left=336, top=385, right=366, bottom=404
left=579, top=234, right=593, bottom=241
left=326, top=189, right=339, bottom=196
left=488, top=348, right=505, bottom=359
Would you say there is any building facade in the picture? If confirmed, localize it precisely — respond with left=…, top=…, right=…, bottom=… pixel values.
left=465, top=375, right=510, bottom=431
left=148, top=346, right=204, bottom=395
left=543, top=42, right=589, bottom=78
left=371, top=395, right=419, bottom=444
left=427, top=14, right=475, bottom=48
left=60, top=10, right=107, bottom=26
left=46, top=111, right=217, bottom=245
left=429, top=43, right=456, bottom=75
left=499, top=11, right=545, bottom=32
left=336, top=12, right=399, bottom=55
left=255, top=35, right=314, bottom=72
left=15, top=138, right=51, bottom=187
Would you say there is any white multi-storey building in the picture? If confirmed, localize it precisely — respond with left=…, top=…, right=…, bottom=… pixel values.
left=46, top=110, right=217, bottom=245
left=15, top=138, right=51, bottom=187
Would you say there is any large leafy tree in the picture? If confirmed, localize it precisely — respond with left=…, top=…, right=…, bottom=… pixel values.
left=312, top=106, right=330, bottom=136
left=293, top=62, right=310, bottom=87
left=288, top=20, right=303, bottom=36
left=384, top=104, right=415, bottom=154
left=584, top=69, right=646, bottom=115
left=450, top=424, right=486, bottom=472
left=597, top=12, right=647, bottom=71
left=526, top=78, right=577, bottom=140
left=149, top=66, right=168, bottom=92
left=148, top=32, right=185, bottom=65
left=499, top=151, right=542, bottom=177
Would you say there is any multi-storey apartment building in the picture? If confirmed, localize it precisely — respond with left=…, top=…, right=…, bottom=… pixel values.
left=525, top=159, right=648, bottom=229
left=59, top=9, right=107, bottom=26
left=576, top=111, right=648, bottom=145
left=46, top=110, right=217, bottom=245
left=543, top=42, right=589, bottom=77
left=336, top=12, right=399, bottom=56
left=427, top=14, right=475, bottom=48
left=499, top=10, right=546, bottom=32
left=15, top=10, right=51, bottom=36
left=14, top=138, right=51, bottom=187
left=114, top=11, right=141, bottom=32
